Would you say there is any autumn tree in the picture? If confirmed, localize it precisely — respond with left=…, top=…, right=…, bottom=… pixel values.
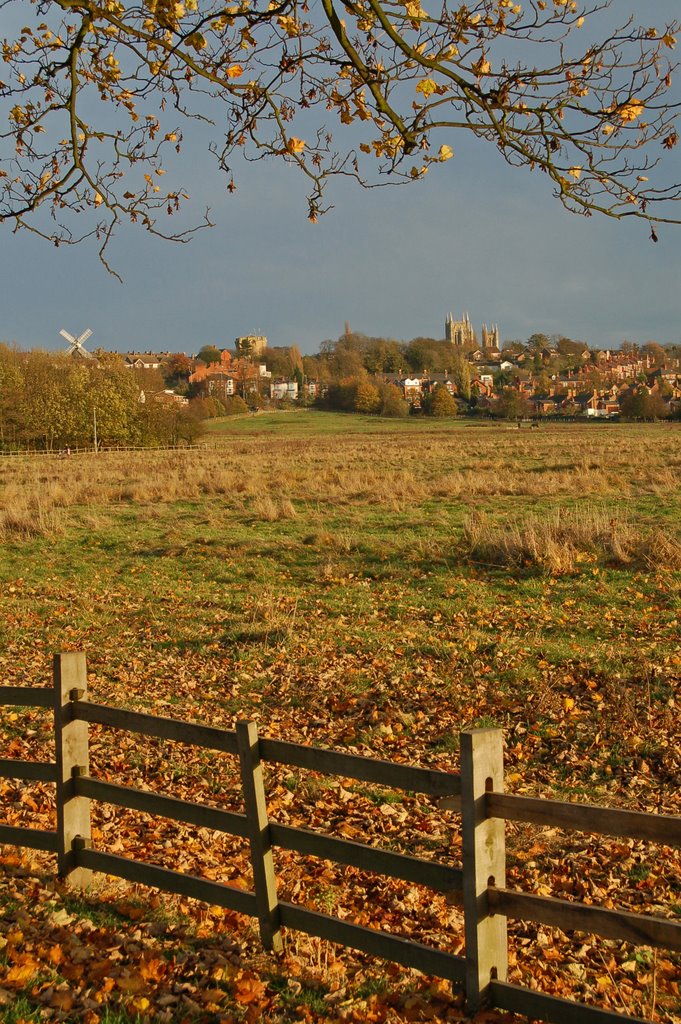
left=378, top=382, right=409, bottom=417
left=641, top=342, right=667, bottom=367
left=1, top=2, right=679, bottom=270
left=163, top=353, right=194, bottom=387
left=353, top=379, right=381, bottom=413
left=0, top=345, right=23, bottom=448
left=423, top=384, right=458, bottom=417
left=495, top=388, right=532, bottom=420
left=0, top=347, right=198, bottom=448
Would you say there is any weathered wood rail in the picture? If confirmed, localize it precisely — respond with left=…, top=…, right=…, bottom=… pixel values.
left=1, top=653, right=680, bottom=1024
left=0, top=442, right=217, bottom=458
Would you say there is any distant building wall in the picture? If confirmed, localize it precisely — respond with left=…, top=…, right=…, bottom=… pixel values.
left=235, top=335, right=268, bottom=358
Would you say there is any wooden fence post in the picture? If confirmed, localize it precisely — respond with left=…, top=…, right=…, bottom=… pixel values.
left=460, top=728, right=507, bottom=1012
left=237, top=720, right=283, bottom=953
left=54, top=652, right=92, bottom=886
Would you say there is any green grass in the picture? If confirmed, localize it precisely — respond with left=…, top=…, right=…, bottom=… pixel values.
left=1, top=418, right=679, bottom=799
left=202, top=409, right=471, bottom=436
left=0, top=417, right=680, bottom=1023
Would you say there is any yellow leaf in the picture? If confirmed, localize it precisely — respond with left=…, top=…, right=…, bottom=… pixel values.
left=438, top=144, right=454, bottom=161
left=415, top=78, right=437, bottom=98
left=617, top=99, right=645, bottom=123
left=287, top=137, right=305, bottom=154
left=277, top=14, right=300, bottom=36
left=225, top=64, right=244, bottom=78
left=404, top=0, right=426, bottom=17
left=567, top=166, right=582, bottom=180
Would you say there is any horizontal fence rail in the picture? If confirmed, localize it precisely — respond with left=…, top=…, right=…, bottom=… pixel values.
left=490, top=981, right=652, bottom=1024
left=77, top=847, right=258, bottom=918
left=260, top=736, right=461, bottom=798
left=1, top=653, right=680, bottom=1024
left=269, top=822, right=463, bottom=893
left=0, top=686, right=53, bottom=708
left=72, top=700, right=240, bottom=756
left=0, top=759, right=57, bottom=783
left=487, top=792, right=681, bottom=847
left=488, top=888, right=681, bottom=953
left=278, top=901, right=466, bottom=984
left=0, top=443, right=217, bottom=459
left=74, top=776, right=249, bottom=839
left=0, top=823, right=60, bottom=853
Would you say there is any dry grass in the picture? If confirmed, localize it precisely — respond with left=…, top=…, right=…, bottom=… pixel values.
left=0, top=421, right=679, bottom=544
left=461, top=505, right=675, bottom=572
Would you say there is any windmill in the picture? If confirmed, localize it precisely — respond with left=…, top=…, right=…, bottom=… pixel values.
left=60, top=328, right=95, bottom=359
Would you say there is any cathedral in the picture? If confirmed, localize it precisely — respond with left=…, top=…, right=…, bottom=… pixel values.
left=445, top=312, right=499, bottom=350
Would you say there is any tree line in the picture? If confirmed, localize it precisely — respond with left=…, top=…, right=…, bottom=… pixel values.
left=0, top=347, right=200, bottom=450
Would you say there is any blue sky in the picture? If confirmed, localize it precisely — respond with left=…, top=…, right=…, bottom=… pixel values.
left=2, top=3, right=680, bottom=356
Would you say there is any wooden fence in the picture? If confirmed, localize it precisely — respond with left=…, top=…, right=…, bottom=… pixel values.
left=0, top=443, right=217, bottom=458
left=1, top=652, right=680, bottom=1024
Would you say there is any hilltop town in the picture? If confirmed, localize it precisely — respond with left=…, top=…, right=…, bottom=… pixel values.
left=120, top=318, right=681, bottom=422
left=2, top=321, right=680, bottom=451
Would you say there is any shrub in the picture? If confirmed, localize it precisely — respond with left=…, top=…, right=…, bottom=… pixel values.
left=378, top=383, right=409, bottom=418
left=223, top=395, right=248, bottom=416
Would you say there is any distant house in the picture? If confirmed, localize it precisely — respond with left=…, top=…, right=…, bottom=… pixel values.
left=573, top=389, right=619, bottom=418
left=470, top=377, right=494, bottom=399
left=124, top=353, right=164, bottom=370
left=531, top=394, right=564, bottom=415
left=205, top=373, right=237, bottom=401
left=424, top=373, right=457, bottom=396
left=271, top=379, right=299, bottom=401
left=154, top=390, right=189, bottom=407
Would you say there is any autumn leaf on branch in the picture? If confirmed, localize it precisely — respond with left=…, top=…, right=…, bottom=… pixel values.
left=0, top=2, right=680, bottom=264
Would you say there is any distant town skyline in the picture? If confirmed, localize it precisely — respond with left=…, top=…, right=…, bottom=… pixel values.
left=3, top=156, right=679, bottom=357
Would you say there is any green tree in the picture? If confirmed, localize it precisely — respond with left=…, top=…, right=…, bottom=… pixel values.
left=527, top=334, right=551, bottom=353
left=405, top=339, right=449, bottom=374
left=620, top=390, right=668, bottom=420
left=450, top=353, right=471, bottom=401
left=223, top=396, right=248, bottom=416
left=197, top=346, right=222, bottom=366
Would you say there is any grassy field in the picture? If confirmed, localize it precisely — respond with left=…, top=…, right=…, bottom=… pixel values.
left=1, top=412, right=680, bottom=1023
